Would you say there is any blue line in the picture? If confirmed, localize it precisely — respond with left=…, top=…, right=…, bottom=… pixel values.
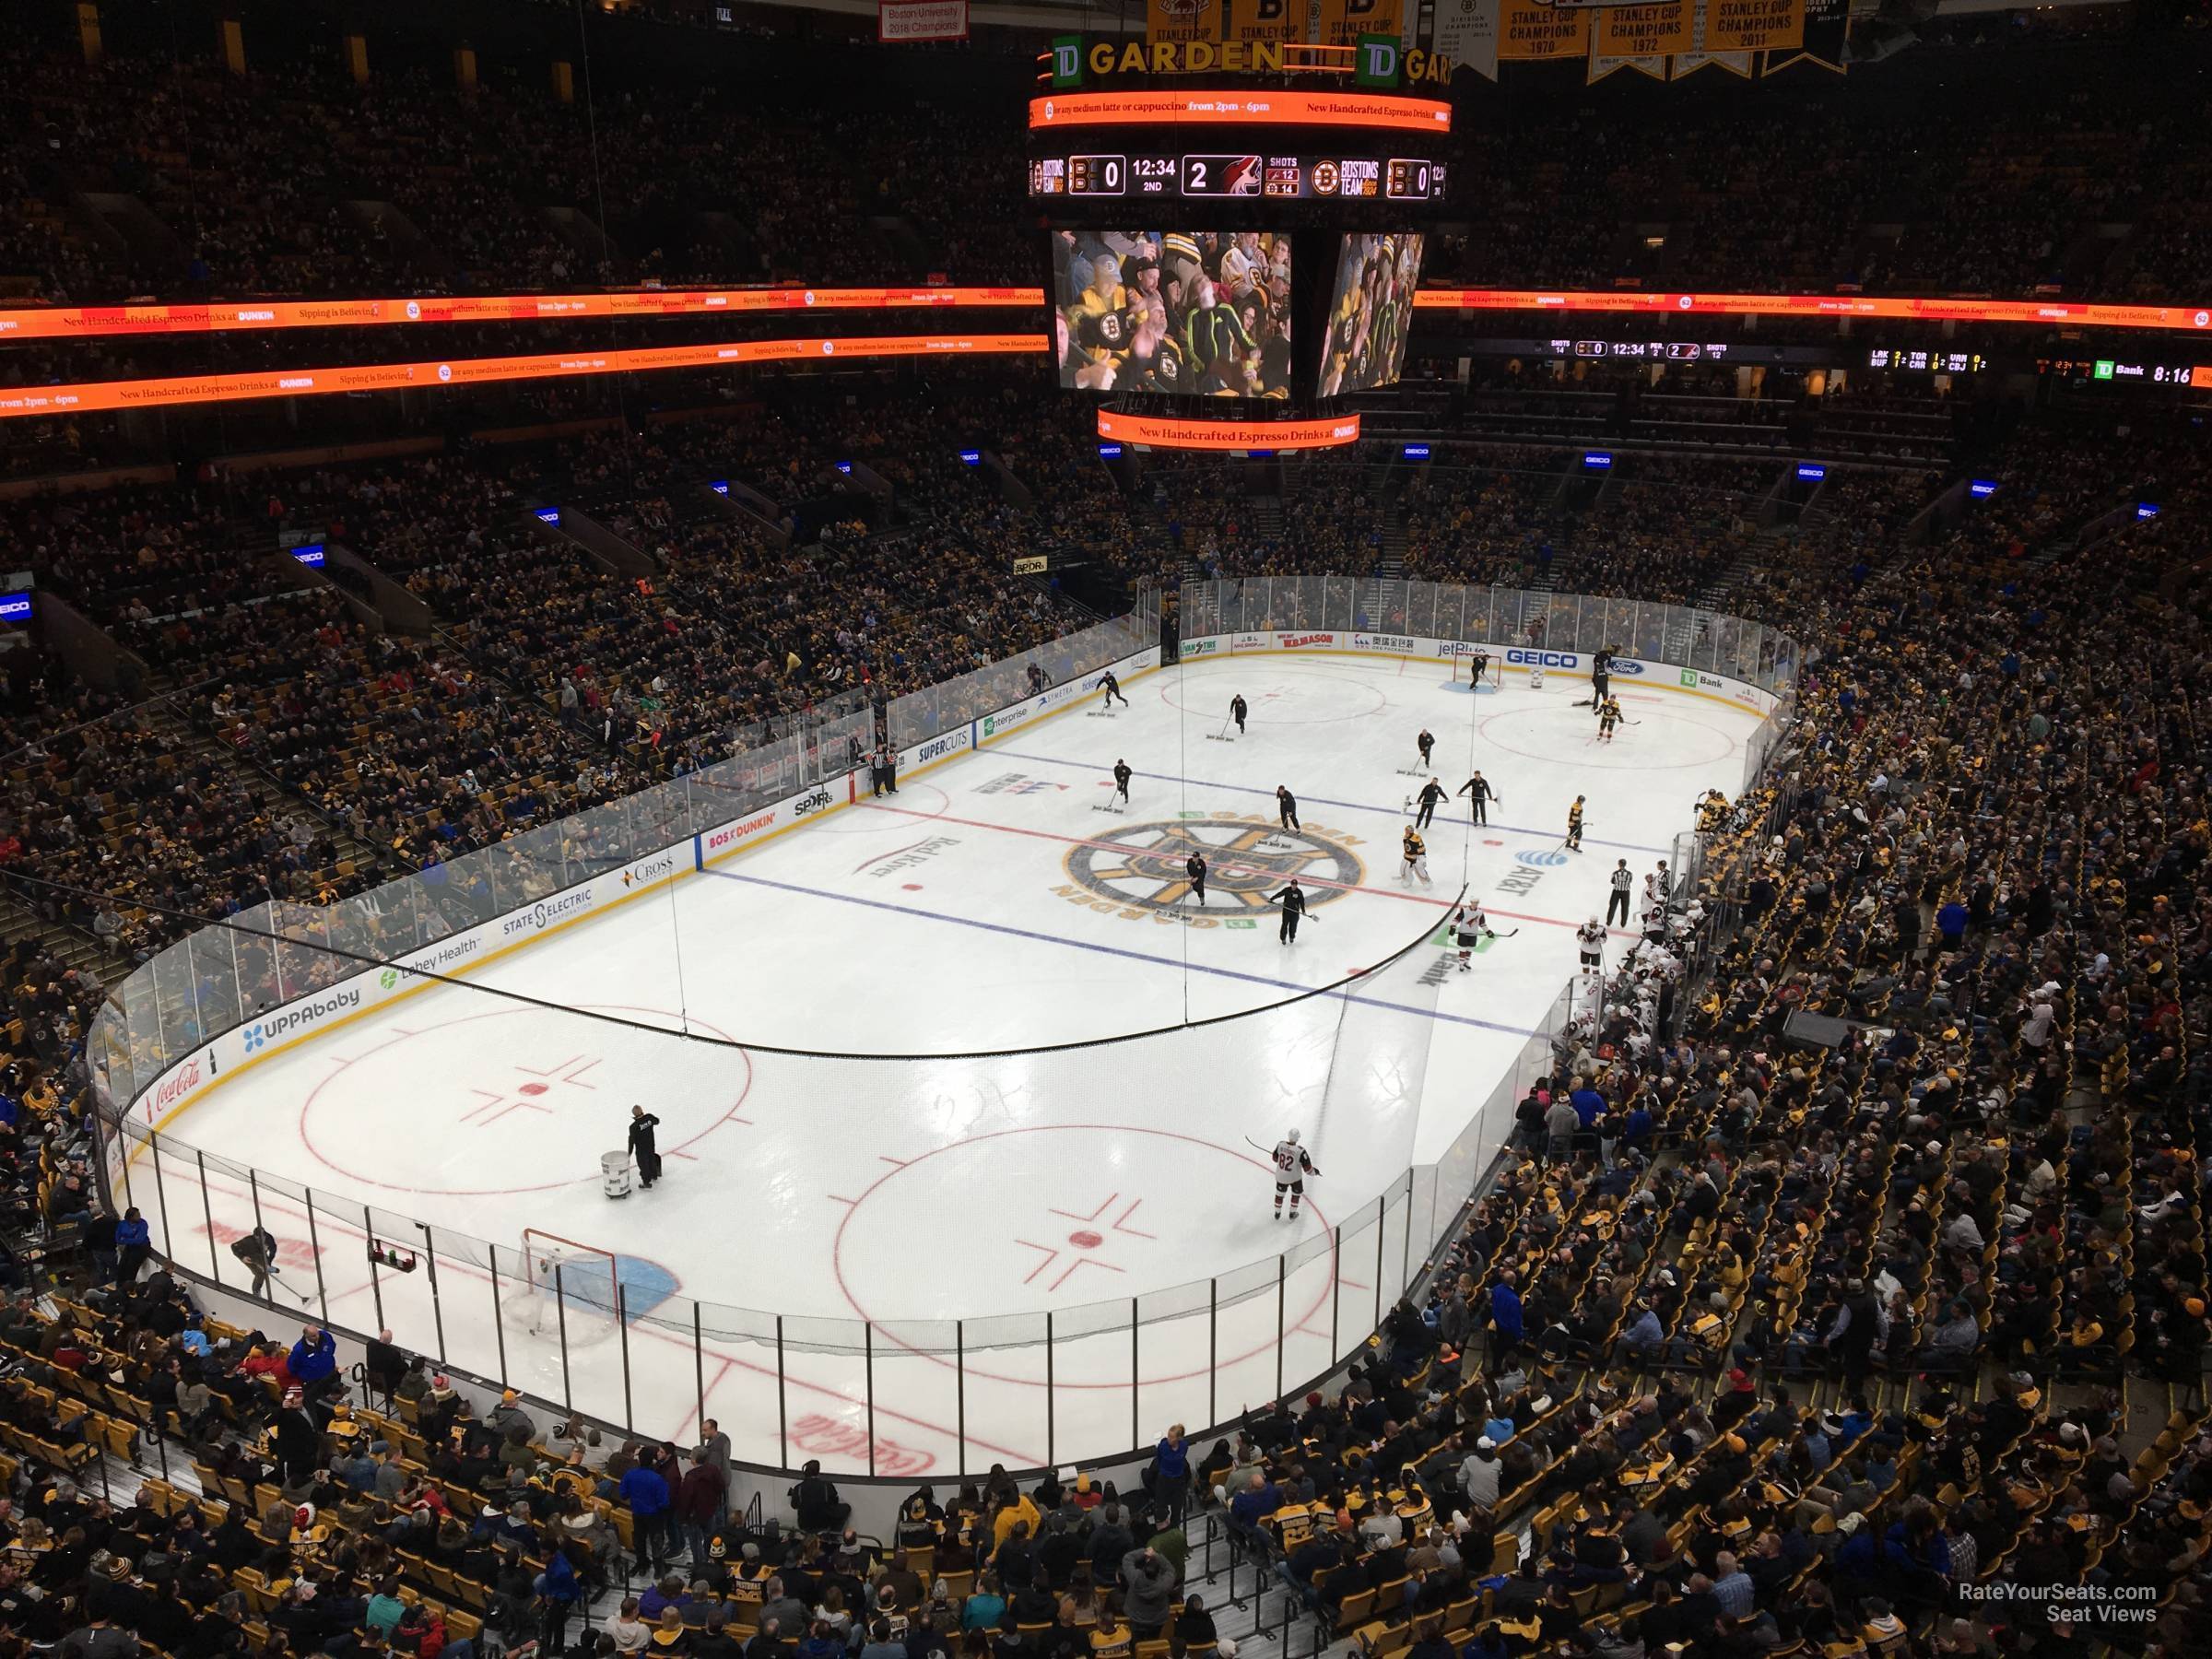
left=700, top=866, right=1542, bottom=1040
left=989, top=747, right=1674, bottom=856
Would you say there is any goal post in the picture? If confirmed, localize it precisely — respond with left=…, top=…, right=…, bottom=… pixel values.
left=1452, top=652, right=1503, bottom=691
left=506, top=1228, right=625, bottom=1344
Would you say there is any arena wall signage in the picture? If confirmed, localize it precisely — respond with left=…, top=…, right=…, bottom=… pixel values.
left=0, top=288, right=1042, bottom=343
left=0, top=334, right=1049, bottom=421
left=1095, top=409, right=1361, bottom=452
left=1416, top=288, right=2212, bottom=335
left=1028, top=90, right=1452, bottom=133
left=1188, top=631, right=1779, bottom=716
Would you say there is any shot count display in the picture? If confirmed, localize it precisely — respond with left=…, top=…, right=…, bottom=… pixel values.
left=1030, top=150, right=1446, bottom=201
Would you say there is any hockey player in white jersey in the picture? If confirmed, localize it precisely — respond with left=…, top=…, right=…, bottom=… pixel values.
left=1576, top=917, right=1606, bottom=971
left=1450, top=900, right=1498, bottom=971
left=1271, top=1129, right=1322, bottom=1221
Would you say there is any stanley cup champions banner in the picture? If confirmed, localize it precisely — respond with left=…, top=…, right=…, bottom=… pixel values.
left=1147, top=0, right=1224, bottom=44
left=1588, top=0, right=1691, bottom=79
left=1317, top=0, right=1405, bottom=49
left=1499, top=0, right=1591, bottom=59
left=1704, top=0, right=1804, bottom=53
left=1228, top=0, right=1303, bottom=45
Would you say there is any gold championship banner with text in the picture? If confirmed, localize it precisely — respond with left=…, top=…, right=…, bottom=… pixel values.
left=1147, top=0, right=1225, bottom=45
left=1500, top=0, right=1591, bottom=59
left=1317, top=0, right=1406, bottom=49
left=1597, top=0, right=1693, bottom=57
left=1227, top=0, right=1302, bottom=45
left=1706, top=0, right=1803, bottom=53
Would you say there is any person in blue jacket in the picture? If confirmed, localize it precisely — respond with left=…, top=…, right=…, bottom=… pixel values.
left=289, top=1324, right=339, bottom=1403
left=619, top=1454, right=675, bottom=1574
left=1488, top=1268, right=1524, bottom=1367
left=114, top=1207, right=152, bottom=1286
left=1154, top=1423, right=1191, bottom=1523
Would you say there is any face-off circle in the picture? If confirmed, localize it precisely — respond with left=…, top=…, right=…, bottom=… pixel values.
left=1063, top=817, right=1363, bottom=913
left=835, top=1125, right=1339, bottom=1368
left=298, top=1003, right=752, bottom=1195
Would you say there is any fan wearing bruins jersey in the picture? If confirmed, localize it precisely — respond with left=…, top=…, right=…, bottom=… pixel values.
left=1399, top=826, right=1431, bottom=888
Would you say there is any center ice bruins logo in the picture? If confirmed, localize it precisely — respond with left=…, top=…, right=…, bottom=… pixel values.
left=1063, top=817, right=1364, bottom=913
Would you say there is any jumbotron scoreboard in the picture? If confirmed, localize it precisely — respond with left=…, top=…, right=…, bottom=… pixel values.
left=1034, top=42, right=1455, bottom=441
left=1028, top=87, right=1453, bottom=212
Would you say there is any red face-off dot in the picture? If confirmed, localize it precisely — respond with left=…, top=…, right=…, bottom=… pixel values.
left=518, top=1083, right=549, bottom=1096
left=1068, top=1230, right=1103, bottom=1249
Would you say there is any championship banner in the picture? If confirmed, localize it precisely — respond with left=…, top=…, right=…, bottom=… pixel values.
left=1499, top=0, right=1590, bottom=60
left=1147, top=0, right=1224, bottom=44
left=1764, top=0, right=1846, bottom=72
left=1227, top=0, right=1302, bottom=46
left=1670, top=0, right=1753, bottom=76
left=1588, top=0, right=1688, bottom=78
left=1318, top=0, right=1404, bottom=50
left=1430, top=0, right=1500, bottom=80
left=877, top=0, right=968, bottom=41
left=1705, top=0, right=1803, bottom=53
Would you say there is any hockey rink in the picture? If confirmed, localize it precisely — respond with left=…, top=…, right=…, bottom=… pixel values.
left=123, top=653, right=1762, bottom=1473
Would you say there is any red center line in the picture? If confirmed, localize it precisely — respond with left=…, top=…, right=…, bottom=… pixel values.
left=857, top=801, right=1637, bottom=936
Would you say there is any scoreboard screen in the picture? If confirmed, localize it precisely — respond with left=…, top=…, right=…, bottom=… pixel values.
left=1030, top=150, right=1446, bottom=203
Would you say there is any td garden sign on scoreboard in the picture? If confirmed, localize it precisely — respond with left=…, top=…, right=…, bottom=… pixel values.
left=1049, top=32, right=1455, bottom=87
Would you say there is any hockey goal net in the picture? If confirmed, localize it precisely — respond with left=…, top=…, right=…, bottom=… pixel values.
left=504, top=1229, right=625, bottom=1346
left=1452, top=652, right=1504, bottom=691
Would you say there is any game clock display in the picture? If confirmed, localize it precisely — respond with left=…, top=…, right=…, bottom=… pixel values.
left=1030, top=151, right=1446, bottom=202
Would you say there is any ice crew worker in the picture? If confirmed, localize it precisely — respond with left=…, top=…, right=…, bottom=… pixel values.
left=1415, top=778, right=1448, bottom=831
left=1185, top=852, right=1208, bottom=906
left=1458, top=771, right=1495, bottom=826
left=1591, top=647, right=1615, bottom=712
left=1276, top=784, right=1300, bottom=830
left=1230, top=694, right=1249, bottom=735
left=1271, top=878, right=1308, bottom=945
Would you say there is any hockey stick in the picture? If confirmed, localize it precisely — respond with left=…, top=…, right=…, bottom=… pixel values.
left=264, top=1264, right=315, bottom=1307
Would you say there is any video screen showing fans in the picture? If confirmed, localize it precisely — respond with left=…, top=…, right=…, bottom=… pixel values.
left=1318, top=232, right=1425, bottom=398
left=1052, top=230, right=1292, bottom=398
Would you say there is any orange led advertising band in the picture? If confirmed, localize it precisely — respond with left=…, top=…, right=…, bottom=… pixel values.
left=0, top=334, right=1050, bottom=420
left=1096, top=409, right=1360, bottom=451
left=1415, top=288, right=2212, bottom=335
left=1029, top=91, right=1453, bottom=132
left=13, top=285, right=2210, bottom=346
left=0, top=288, right=1043, bottom=344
